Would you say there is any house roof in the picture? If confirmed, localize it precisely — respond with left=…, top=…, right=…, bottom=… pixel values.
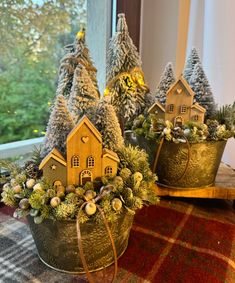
left=191, top=102, right=206, bottom=113
left=148, top=100, right=165, bottom=114
left=67, top=115, right=102, bottom=143
left=166, top=76, right=195, bottom=97
left=39, top=148, right=67, bottom=170
left=102, top=148, right=120, bottom=163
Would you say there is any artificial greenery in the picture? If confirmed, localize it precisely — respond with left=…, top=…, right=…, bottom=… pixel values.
left=1, top=145, right=158, bottom=224
left=132, top=110, right=235, bottom=144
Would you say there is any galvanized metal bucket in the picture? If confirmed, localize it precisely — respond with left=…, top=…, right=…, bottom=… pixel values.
left=125, top=131, right=227, bottom=189
left=27, top=210, right=134, bottom=274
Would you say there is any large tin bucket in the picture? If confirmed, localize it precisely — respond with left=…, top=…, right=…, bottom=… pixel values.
left=27, top=210, right=134, bottom=274
left=125, top=131, right=227, bottom=189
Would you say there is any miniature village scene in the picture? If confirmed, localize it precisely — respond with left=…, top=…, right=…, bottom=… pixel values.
left=1, top=12, right=235, bottom=224
left=1, top=12, right=235, bottom=280
left=132, top=50, right=235, bottom=145
left=1, top=14, right=158, bottom=226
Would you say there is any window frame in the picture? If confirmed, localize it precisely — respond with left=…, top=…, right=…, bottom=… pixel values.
left=87, top=156, right=95, bottom=168
left=105, top=166, right=113, bottom=175
left=180, top=105, right=187, bottom=114
left=72, top=155, right=80, bottom=168
left=168, top=104, right=175, bottom=113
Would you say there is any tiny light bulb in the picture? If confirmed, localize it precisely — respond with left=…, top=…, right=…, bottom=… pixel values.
left=104, top=87, right=110, bottom=96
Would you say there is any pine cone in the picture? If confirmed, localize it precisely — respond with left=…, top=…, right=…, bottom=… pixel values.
left=24, top=161, right=42, bottom=179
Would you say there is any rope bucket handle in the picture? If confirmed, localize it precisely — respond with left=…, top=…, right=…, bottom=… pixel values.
left=76, top=202, right=118, bottom=283
left=152, top=136, right=191, bottom=182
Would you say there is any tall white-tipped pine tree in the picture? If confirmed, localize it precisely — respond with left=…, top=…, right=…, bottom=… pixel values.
left=106, top=13, right=141, bottom=82
left=189, top=63, right=217, bottom=119
left=109, top=73, right=137, bottom=133
left=56, top=29, right=99, bottom=98
left=183, top=47, right=201, bottom=82
left=42, top=95, right=74, bottom=157
left=67, top=63, right=99, bottom=123
left=106, top=13, right=149, bottom=129
left=94, top=99, right=124, bottom=151
left=155, top=62, right=175, bottom=105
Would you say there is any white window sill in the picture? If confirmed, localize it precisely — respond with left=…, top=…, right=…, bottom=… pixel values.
left=0, top=137, right=44, bottom=160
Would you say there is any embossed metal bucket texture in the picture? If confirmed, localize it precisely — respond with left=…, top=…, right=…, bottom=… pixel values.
left=27, top=210, right=134, bottom=274
left=125, top=131, right=227, bottom=188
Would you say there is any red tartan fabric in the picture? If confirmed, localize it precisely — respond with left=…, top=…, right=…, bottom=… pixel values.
left=117, top=202, right=235, bottom=283
left=0, top=198, right=235, bottom=283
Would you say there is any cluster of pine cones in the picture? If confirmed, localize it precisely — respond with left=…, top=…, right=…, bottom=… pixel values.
left=24, top=161, right=42, bottom=179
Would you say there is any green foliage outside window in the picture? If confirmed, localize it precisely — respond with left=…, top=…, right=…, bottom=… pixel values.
left=0, top=0, right=86, bottom=144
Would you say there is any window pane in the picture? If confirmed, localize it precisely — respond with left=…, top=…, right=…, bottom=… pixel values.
left=87, top=156, right=94, bottom=168
left=0, top=0, right=87, bottom=144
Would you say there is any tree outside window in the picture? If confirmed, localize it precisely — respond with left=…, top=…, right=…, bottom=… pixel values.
left=0, top=0, right=87, bottom=144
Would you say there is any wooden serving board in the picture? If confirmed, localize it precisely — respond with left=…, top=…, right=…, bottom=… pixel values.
left=154, top=163, right=235, bottom=200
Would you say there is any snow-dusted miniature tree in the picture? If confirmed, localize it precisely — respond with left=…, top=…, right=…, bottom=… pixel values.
left=56, top=29, right=99, bottom=98
left=94, top=99, right=124, bottom=151
left=183, top=48, right=201, bottom=82
left=67, top=63, right=99, bottom=123
left=106, top=13, right=150, bottom=127
left=42, top=95, right=74, bottom=157
left=155, top=62, right=175, bottom=105
left=109, top=73, right=137, bottom=133
left=189, top=63, right=217, bottom=119
left=106, top=13, right=141, bottom=83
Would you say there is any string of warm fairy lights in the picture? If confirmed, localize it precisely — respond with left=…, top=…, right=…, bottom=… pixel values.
left=103, top=67, right=149, bottom=97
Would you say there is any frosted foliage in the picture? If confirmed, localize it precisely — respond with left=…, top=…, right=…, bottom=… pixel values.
left=73, top=36, right=99, bottom=92
left=106, top=13, right=141, bottom=83
left=42, top=95, right=74, bottom=157
left=189, top=63, right=217, bottom=118
left=68, top=64, right=99, bottom=123
left=155, top=63, right=175, bottom=105
left=110, top=76, right=136, bottom=124
left=56, top=32, right=99, bottom=98
left=183, top=48, right=201, bottom=82
left=95, top=100, right=124, bottom=151
left=144, top=93, right=156, bottom=111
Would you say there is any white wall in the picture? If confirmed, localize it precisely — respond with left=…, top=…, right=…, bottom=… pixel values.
left=140, top=0, right=179, bottom=92
left=141, top=0, right=235, bottom=168
left=190, top=0, right=235, bottom=168
left=87, top=0, right=112, bottom=94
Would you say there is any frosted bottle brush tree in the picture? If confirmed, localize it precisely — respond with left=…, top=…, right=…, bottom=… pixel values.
left=106, top=13, right=141, bottom=82
left=56, top=29, right=99, bottom=99
left=94, top=99, right=124, bottom=151
left=189, top=63, right=217, bottom=119
left=183, top=47, right=201, bottom=82
left=109, top=73, right=137, bottom=133
left=68, top=63, right=99, bottom=123
left=106, top=13, right=150, bottom=130
left=42, top=95, right=74, bottom=157
left=155, top=62, right=175, bottom=105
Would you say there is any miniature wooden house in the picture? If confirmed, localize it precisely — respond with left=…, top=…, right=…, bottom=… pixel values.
left=39, top=148, right=67, bottom=186
left=149, top=76, right=206, bottom=126
left=148, top=101, right=165, bottom=120
left=39, top=116, right=119, bottom=186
